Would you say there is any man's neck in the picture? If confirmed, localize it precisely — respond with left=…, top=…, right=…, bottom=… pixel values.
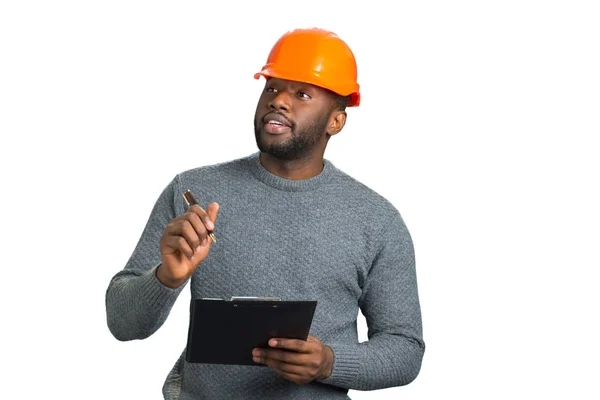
left=259, top=152, right=325, bottom=180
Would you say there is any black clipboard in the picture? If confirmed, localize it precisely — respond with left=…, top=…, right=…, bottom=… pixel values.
left=185, top=297, right=317, bottom=365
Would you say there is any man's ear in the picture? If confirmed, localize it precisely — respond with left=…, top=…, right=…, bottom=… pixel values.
left=327, top=111, right=347, bottom=137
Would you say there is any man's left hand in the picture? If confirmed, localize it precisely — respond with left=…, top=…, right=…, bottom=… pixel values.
left=252, top=336, right=334, bottom=384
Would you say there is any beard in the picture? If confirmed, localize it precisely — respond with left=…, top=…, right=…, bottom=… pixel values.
left=254, top=112, right=329, bottom=161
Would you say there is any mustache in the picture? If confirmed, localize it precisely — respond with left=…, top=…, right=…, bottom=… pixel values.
left=262, top=112, right=294, bottom=128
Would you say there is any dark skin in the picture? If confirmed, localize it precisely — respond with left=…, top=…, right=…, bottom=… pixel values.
left=157, top=77, right=347, bottom=383
left=254, top=77, right=347, bottom=179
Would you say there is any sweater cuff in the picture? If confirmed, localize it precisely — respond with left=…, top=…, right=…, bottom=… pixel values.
left=138, top=264, right=186, bottom=309
left=319, top=343, right=360, bottom=388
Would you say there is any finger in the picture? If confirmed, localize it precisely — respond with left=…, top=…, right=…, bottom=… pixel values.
left=185, top=212, right=210, bottom=246
left=188, top=204, right=215, bottom=232
left=254, top=349, right=308, bottom=366
left=177, top=219, right=206, bottom=250
left=272, top=361, right=311, bottom=376
left=164, top=216, right=188, bottom=234
left=279, top=371, right=309, bottom=385
left=269, top=338, right=311, bottom=353
left=265, top=360, right=307, bottom=379
left=164, top=219, right=203, bottom=253
left=161, top=235, right=194, bottom=258
left=261, top=360, right=311, bottom=385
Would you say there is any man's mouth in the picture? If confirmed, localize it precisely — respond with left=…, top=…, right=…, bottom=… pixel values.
left=263, top=113, right=292, bottom=135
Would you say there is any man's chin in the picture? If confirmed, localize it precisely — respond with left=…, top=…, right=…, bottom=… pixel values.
left=256, top=134, right=292, bottom=157
left=257, top=144, right=298, bottom=160
left=255, top=127, right=312, bottom=160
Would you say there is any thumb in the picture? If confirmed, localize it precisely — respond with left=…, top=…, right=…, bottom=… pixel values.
left=206, top=202, right=220, bottom=225
left=307, top=336, right=319, bottom=343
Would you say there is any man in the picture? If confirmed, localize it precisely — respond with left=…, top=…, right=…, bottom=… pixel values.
left=106, top=28, right=425, bottom=399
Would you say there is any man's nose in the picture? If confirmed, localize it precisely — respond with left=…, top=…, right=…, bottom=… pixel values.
left=268, top=91, right=291, bottom=112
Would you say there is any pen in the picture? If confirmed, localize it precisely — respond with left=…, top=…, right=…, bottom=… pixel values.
left=182, top=189, right=217, bottom=243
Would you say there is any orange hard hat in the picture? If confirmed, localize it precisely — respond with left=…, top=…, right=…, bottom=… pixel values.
left=254, top=28, right=361, bottom=107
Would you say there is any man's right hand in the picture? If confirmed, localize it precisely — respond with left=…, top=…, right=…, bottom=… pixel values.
left=157, top=202, right=220, bottom=288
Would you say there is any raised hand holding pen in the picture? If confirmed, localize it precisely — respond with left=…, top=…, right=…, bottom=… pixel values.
left=157, top=190, right=219, bottom=288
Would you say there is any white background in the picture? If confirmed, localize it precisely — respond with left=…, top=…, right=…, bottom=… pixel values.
left=1, top=1, right=599, bottom=399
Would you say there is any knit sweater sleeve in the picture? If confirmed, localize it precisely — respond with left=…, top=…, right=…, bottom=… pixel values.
left=105, top=175, right=187, bottom=341
left=321, top=211, right=425, bottom=390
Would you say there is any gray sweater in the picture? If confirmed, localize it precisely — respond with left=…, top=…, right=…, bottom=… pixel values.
left=106, top=153, right=425, bottom=399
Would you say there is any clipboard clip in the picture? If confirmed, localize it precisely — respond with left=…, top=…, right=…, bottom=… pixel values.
left=230, top=296, right=281, bottom=302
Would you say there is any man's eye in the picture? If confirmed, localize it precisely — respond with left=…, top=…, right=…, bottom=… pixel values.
left=266, top=87, right=277, bottom=93
left=298, top=92, right=311, bottom=99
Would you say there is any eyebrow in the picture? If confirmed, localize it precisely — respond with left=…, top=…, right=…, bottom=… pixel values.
left=266, top=79, right=322, bottom=97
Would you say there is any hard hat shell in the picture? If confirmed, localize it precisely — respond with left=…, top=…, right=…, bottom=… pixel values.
left=254, top=28, right=361, bottom=107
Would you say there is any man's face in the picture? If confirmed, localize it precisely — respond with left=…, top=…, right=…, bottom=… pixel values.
left=254, top=78, right=335, bottom=161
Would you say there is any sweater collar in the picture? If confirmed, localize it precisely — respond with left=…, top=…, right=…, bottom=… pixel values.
left=246, top=152, right=335, bottom=192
